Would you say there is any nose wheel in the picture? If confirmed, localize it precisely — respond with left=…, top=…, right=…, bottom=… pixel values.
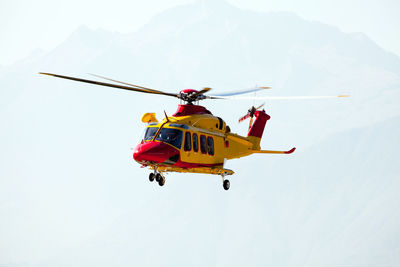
left=156, top=173, right=165, bottom=186
left=149, top=173, right=155, bottom=182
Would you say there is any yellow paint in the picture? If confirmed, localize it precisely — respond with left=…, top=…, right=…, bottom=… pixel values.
left=140, top=112, right=293, bottom=175
left=141, top=113, right=158, bottom=123
left=155, top=165, right=234, bottom=176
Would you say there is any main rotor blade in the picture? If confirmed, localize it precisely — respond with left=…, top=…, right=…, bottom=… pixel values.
left=39, top=72, right=178, bottom=97
left=88, top=73, right=163, bottom=94
left=196, top=87, right=212, bottom=96
left=190, top=87, right=212, bottom=100
left=213, top=95, right=350, bottom=100
left=209, top=86, right=270, bottom=97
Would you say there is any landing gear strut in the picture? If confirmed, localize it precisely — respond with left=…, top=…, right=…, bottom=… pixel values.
left=221, top=175, right=230, bottom=190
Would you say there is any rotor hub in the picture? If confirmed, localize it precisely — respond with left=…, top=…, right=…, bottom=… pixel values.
left=178, top=89, right=207, bottom=103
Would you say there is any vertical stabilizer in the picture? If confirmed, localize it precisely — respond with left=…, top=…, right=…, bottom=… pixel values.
left=247, top=110, right=270, bottom=149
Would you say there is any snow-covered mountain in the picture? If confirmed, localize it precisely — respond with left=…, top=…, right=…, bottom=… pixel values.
left=0, top=0, right=399, bottom=266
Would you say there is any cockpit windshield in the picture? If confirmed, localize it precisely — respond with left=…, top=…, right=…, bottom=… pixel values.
left=143, top=127, right=159, bottom=141
left=156, top=128, right=183, bottom=149
left=142, top=127, right=183, bottom=149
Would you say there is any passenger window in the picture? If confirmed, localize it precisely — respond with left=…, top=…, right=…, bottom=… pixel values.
left=193, top=133, right=199, bottom=152
left=200, top=135, right=207, bottom=154
left=184, top=132, right=191, bottom=151
left=207, top=137, right=214, bottom=155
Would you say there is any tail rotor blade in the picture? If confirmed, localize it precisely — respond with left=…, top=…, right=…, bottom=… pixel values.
left=238, top=113, right=250, bottom=123
left=248, top=116, right=254, bottom=131
left=256, top=102, right=265, bottom=110
left=239, top=103, right=264, bottom=123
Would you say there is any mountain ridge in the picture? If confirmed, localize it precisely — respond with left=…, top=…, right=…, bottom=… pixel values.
left=1, top=2, right=400, bottom=266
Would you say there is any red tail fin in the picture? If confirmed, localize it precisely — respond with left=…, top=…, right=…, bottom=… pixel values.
left=247, top=110, right=270, bottom=138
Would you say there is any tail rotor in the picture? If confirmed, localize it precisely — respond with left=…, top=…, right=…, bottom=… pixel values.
left=238, top=103, right=265, bottom=131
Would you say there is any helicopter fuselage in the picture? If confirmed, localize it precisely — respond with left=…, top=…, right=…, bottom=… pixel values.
left=133, top=104, right=270, bottom=176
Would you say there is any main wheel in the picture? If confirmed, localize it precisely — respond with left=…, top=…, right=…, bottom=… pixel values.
left=223, top=179, right=230, bottom=190
left=149, top=173, right=155, bottom=182
left=155, top=173, right=162, bottom=182
left=158, top=177, right=165, bottom=186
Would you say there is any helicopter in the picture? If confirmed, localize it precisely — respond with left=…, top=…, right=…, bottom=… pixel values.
left=39, top=72, right=348, bottom=190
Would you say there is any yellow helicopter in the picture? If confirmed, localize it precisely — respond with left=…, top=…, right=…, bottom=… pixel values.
left=39, top=72, right=348, bottom=190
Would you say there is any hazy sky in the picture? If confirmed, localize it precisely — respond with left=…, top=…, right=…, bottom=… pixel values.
left=1, top=0, right=399, bottom=66
left=1, top=1, right=400, bottom=265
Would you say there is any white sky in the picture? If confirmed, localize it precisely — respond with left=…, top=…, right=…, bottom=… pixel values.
left=1, top=0, right=399, bottom=66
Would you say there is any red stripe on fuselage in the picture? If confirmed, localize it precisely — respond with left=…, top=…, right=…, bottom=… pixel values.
left=133, top=141, right=179, bottom=164
left=133, top=141, right=222, bottom=169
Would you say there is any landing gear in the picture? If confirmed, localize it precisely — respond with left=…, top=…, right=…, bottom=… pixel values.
left=221, top=175, right=230, bottom=190
left=158, top=176, right=165, bottom=186
left=223, top=179, right=230, bottom=190
left=155, top=173, right=162, bottom=182
left=149, top=168, right=166, bottom=187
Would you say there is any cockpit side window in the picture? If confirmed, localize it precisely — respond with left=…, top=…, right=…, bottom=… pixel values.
left=156, top=128, right=183, bottom=149
left=143, top=127, right=159, bottom=141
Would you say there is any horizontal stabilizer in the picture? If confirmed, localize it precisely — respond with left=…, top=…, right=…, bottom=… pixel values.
left=252, top=147, right=296, bottom=154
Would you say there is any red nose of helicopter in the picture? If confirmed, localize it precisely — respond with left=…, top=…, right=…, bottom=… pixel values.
left=133, top=141, right=180, bottom=165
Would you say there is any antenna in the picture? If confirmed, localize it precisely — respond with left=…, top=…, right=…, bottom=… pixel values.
left=164, top=110, right=170, bottom=122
